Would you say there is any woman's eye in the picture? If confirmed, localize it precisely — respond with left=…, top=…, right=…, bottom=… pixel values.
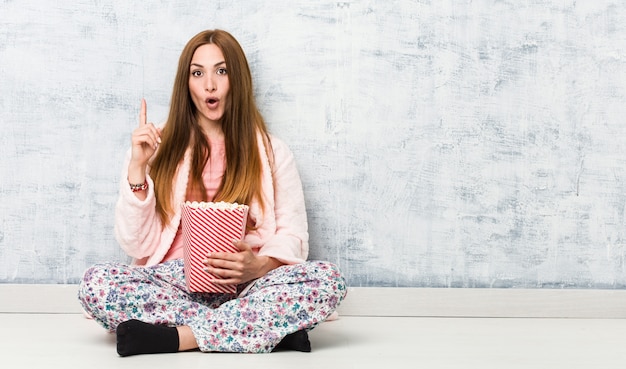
left=217, top=68, right=227, bottom=75
left=191, top=70, right=203, bottom=77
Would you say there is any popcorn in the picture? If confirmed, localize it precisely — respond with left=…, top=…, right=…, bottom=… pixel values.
left=184, top=201, right=248, bottom=210
left=181, top=201, right=249, bottom=293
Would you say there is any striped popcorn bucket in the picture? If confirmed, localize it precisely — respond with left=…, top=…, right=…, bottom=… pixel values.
left=181, top=201, right=249, bottom=293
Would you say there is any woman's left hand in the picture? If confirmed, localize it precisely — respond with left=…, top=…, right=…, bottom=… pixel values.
left=203, top=240, right=281, bottom=285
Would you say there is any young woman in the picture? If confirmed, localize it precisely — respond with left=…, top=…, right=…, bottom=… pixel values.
left=78, top=29, right=347, bottom=356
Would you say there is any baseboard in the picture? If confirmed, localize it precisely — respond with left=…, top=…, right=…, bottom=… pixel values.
left=1, top=284, right=625, bottom=318
left=338, top=287, right=626, bottom=318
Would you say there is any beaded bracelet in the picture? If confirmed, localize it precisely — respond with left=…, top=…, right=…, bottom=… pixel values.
left=129, top=179, right=148, bottom=192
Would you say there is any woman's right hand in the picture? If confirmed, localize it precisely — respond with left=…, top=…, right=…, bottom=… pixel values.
left=128, top=99, right=161, bottom=182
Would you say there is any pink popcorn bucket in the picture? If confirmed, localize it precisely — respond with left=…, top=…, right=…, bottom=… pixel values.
left=181, top=202, right=249, bottom=293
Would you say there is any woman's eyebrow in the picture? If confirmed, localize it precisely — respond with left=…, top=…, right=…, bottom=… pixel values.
left=190, top=61, right=226, bottom=69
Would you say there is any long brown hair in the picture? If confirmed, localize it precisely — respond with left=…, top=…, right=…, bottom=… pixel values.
left=150, top=29, right=272, bottom=226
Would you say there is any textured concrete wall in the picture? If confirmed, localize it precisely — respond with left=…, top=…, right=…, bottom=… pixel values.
left=1, top=1, right=626, bottom=287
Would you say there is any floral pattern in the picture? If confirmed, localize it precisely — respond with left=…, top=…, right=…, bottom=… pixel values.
left=78, top=259, right=347, bottom=353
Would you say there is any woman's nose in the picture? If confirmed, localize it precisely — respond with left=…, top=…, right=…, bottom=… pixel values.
left=205, top=78, right=216, bottom=92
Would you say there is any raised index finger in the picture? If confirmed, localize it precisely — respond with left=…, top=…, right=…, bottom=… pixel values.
left=139, top=98, right=147, bottom=126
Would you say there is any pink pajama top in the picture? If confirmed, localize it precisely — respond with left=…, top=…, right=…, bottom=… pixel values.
left=162, top=137, right=226, bottom=261
left=113, top=133, right=309, bottom=267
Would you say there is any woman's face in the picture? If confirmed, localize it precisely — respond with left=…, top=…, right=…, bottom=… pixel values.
left=188, top=43, right=230, bottom=129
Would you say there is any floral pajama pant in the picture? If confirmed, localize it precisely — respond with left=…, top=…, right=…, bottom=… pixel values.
left=77, top=259, right=347, bottom=353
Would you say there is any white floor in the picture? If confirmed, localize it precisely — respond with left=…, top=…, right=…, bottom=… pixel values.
left=3, top=313, right=626, bottom=369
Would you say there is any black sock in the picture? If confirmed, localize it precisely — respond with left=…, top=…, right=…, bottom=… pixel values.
left=272, top=330, right=311, bottom=352
left=116, top=319, right=180, bottom=357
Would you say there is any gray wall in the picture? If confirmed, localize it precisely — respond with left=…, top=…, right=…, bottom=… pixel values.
left=1, top=1, right=625, bottom=288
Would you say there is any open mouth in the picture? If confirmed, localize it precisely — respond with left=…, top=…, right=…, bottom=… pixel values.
left=206, top=98, right=218, bottom=104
